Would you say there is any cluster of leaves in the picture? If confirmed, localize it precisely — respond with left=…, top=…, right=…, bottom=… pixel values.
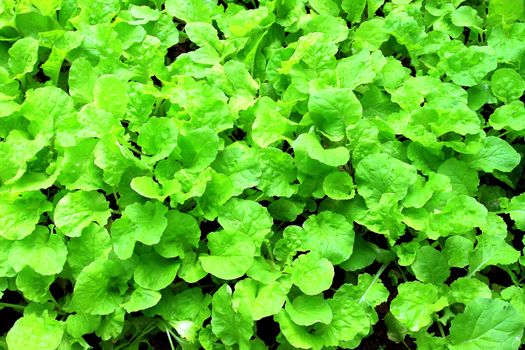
left=1, top=0, right=525, bottom=349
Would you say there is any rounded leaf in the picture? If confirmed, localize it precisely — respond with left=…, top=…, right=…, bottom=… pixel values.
left=291, top=253, right=334, bottom=295
left=7, top=313, right=64, bottom=350
left=199, top=231, right=255, bottom=280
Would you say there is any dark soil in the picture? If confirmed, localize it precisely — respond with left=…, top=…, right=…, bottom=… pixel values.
left=0, top=291, right=23, bottom=335
left=166, top=41, right=194, bottom=62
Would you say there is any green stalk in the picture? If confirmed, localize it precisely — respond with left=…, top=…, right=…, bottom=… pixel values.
left=0, top=302, right=25, bottom=311
left=359, top=262, right=389, bottom=304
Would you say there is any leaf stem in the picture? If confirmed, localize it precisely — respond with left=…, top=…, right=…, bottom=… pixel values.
left=498, top=130, right=510, bottom=138
left=265, top=241, right=275, bottom=262
left=0, top=302, right=25, bottom=310
left=437, top=320, right=446, bottom=338
left=359, top=262, right=389, bottom=304
left=395, top=261, right=408, bottom=282
left=114, top=321, right=158, bottom=350
left=166, top=330, right=176, bottom=350
left=127, top=144, right=144, bottom=155
left=112, top=192, right=119, bottom=205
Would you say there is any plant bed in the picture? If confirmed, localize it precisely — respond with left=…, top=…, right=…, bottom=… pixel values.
left=1, top=0, right=525, bottom=349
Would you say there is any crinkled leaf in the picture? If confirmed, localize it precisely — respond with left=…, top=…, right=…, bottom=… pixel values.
left=291, top=252, right=334, bottom=296
left=54, top=190, right=110, bottom=238
left=7, top=313, right=64, bottom=350
left=390, top=282, right=448, bottom=332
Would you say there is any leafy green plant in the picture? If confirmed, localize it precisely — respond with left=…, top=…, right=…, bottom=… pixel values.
left=1, top=0, right=525, bottom=349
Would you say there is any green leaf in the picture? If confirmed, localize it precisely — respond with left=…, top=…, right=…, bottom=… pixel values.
left=439, top=45, right=497, bottom=87
left=508, top=194, right=525, bottom=231
left=22, top=86, right=75, bottom=140
left=275, top=310, right=327, bottom=349
left=8, top=226, right=67, bottom=275
left=8, top=37, right=39, bottom=77
left=490, top=68, right=525, bottom=103
left=54, top=190, right=111, bottom=238
left=93, top=75, right=129, bottom=116
left=415, top=332, right=449, bottom=350
left=0, top=192, right=50, bottom=240
left=251, top=97, right=295, bottom=147
left=443, top=236, right=474, bottom=268
left=490, top=102, right=525, bottom=132
left=257, top=148, right=298, bottom=197
left=77, top=0, right=120, bottom=24
left=30, top=0, right=63, bottom=16
left=66, top=313, right=101, bottom=338
left=178, top=127, right=220, bottom=172
left=320, top=274, right=387, bottom=345
left=148, top=288, right=210, bottom=342
left=211, top=285, right=253, bottom=347
left=71, top=258, right=132, bottom=315
left=133, top=250, right=180, bottom=290
left=451, top=6, right=483, bottom=30
left=246, top=257, right=282, bottom=284
left=390, top=282, right=448, bottom=332
left=268, top=198, right=305, bottom=222
left=199, top=231, right=255, bottom=280
left=95, top=308, right=125, bottom=341
left=411, top=246, right=450, bottom=284
left=154, top=210, right=200, bottom=258
left=93, top=136, right=137, bottom=187
left=501, top=286, right=525, bottom=324
left=110, top=201, right=168, bottom=260
left=353, top=18, right=390, bottom=51
left=463, top=136, right=521, bottom=173
left=67, top=223, right=112, bottom=277
left=7, top=313, right=64, bottom=350
left=41, top=31, right=84, bottom=84
left=298, top=211, right=355, bottom=264
left=303, top=14, right=349, bottom=43
left=129, top=5, right=160, bottom=24
left=355, top=153, right=418, bottom=206
left=323, top=171, right=355, bottom=200
left=336, top=50, right=386, bottom=90
left=122, top=287, right=161, bottom=313
left=448, top=277, right=491, bottom=304
left=165, top=0, right=215, bottom=23
left=16, top=267, right=54, bottom=302
left=487, top=23, right=525, bottom=64
left=489, top=0, right=524, bottom=26
left=291, top=252, right=334, bottom=295
left=428, top=195, right=488, bottom=238
left=468, top=234, right=520, bottom=276
left=437, top=158, right=479, bottom=195
left=293, top=133, right=350, bottom=175
left=137, top=117, right=179, bottom=162
left=233, top=278, right=289, bottom=320
left=342, top=0, right=366, bottom=22
left=58, top=139, right=105, bottom=191
left=130, top=176, right=180, bottom=201
left=185, top=22, right=221, bottom=49
left=285, top=295, right=332, bottom=326
left=309, top=0, right=340, bottom=16
left=196, top=170, right=235, bottom=220
left=449, top=298, right=524, bottom=350
left=308, top=87, right=362, bottom=141
left=218, top=199, right=273, bottom=249
left=68, top=58, right=98, bottom=104
left=213, top=143, right=261, bottom=195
